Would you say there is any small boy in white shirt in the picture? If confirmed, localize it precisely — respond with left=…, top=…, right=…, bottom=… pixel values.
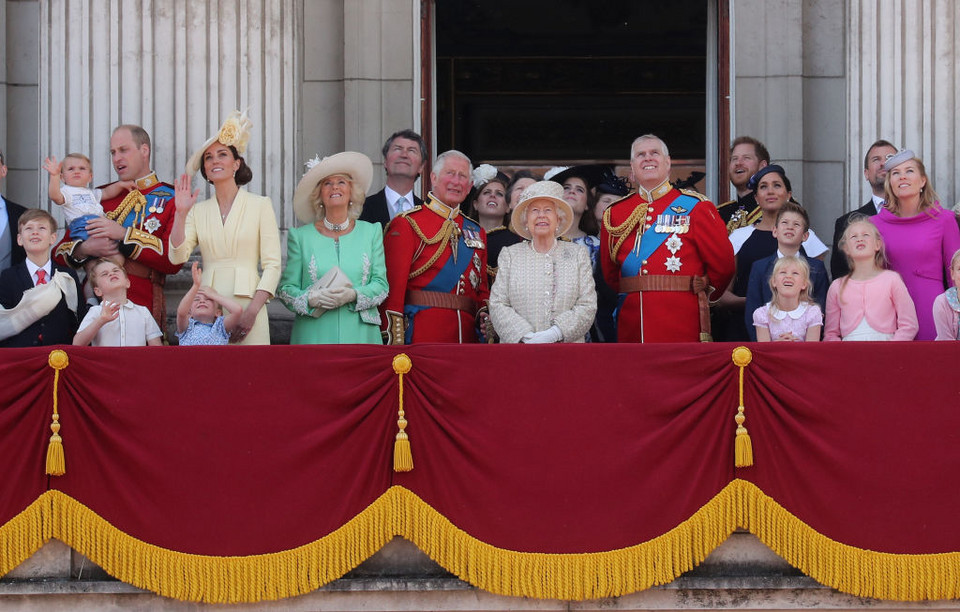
left=73, top=259, right=163, bottom=347
left=43, top=153, right=134, bottom=301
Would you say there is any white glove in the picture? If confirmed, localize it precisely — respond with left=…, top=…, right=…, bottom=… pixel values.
left=307, top=289, right=336, bottom=310
left=521, top=325, right=563, bottom=344
left=327, top=287, right=357, bottom=308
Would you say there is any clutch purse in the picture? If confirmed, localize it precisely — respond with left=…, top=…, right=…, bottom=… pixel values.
left=308, top=266, right=353, bottom=317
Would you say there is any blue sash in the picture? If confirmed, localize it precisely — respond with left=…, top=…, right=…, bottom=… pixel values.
left=620, top=194, right=698, bottom=278
left=615, top=194, right=699, bottom=320
left=404, top=219, right=479, bottom=342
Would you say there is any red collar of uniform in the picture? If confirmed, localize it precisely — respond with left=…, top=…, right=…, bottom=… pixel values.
left=636, top=179, right=672, bottom=202
left=424, top=193, right=461, bottom=220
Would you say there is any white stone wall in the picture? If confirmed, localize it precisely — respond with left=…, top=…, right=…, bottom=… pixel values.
left=847, top=0, right=960, bottom=210
left=1, top=0, right=41, bottom=206
left=731, top=0, right=847, bottom=248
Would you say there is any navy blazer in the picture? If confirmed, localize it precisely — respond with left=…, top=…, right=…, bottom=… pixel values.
left=2, top=196, right=27, bottom=268
left=358, top=188, right=423, bottom=228
left=830, top=200, right=877, bottom=280
left=0, top=262, right=83, bottom=347
left=744, top=253, right=830, bottom=342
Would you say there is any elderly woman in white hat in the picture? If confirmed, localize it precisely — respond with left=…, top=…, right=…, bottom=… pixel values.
left=171, top=110, right=282, bottom=345
left=489, top=181, right=597, bottom=343
left=276, top=152, right=388, bottom=344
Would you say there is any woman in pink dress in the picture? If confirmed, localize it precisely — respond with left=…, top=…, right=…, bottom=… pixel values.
left=872, top=150, right=960, bottom=340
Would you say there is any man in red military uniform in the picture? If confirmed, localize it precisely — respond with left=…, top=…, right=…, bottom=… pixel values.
left=54, top=125, right=181, bottom=330
left=381, top=150, right=489, bottom=344
left=601, top=135, right=734, bottom=342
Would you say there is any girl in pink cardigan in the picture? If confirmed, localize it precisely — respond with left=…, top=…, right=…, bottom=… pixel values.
left=825, top=217, right=918, bottom=341
left=932, top=248, right=960, bottom=340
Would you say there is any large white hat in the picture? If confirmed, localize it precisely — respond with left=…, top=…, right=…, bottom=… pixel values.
left=292, top=152, right=374, bottom=223
left=509, top=180, right=574, bottom=240
left=185, top=110, right=253, bottom=175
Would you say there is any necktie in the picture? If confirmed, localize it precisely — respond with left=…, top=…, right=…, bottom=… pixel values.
left=36, top=269, right=47, bottom=285
left=396, top=196, right=408, bottom=212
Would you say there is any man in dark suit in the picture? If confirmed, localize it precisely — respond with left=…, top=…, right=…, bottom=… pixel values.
left=359, top=129, right=426, bottom=227
left=0, top=150, right=28, bottom=271
left=830, top=139, right=898, bottom=279
left=0, top=209, right=83, bottom=347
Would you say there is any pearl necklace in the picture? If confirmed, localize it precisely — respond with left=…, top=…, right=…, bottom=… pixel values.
left=323, top=217, right=349, bottom=232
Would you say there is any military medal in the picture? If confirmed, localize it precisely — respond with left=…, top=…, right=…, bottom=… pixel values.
left=144, top=217, right=161, bottom=234
left=666, top=233, right=683, bottom=255
left=463, top=227, right=485, bottom=249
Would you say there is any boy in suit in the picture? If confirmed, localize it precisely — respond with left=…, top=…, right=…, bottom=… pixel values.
left=0, top=209, right=83, bottom=346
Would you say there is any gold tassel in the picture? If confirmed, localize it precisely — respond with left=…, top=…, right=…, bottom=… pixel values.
left=731, top=346, right=753, bottom=467
left=392, top=353, right=413, bottom=472
left=46, top=350, right=70, bottom=476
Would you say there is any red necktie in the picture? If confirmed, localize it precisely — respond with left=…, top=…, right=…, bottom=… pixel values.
left=36, top=269, right=47, bottom=285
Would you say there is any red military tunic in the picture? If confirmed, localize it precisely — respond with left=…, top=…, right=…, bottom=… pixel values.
left=381, top=193, right=489, bottom=343
left=601, top=180, right=734, bottom=342
left=54, top=173, right=182, bottom=327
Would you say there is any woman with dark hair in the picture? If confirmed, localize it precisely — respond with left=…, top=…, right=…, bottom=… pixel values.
left=506, top=170, right=539, bottom=212
left=715, top=164, right=828, bottom=341
left=469, top=164, right=523, bottom=285
left=170, top=111, right=282, bottom=345
left=873, top=150, right=960, bottom=340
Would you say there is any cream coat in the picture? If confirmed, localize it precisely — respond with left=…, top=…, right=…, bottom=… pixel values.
left=170, top=188, right=282, bottom=344
left=490, top=240, right=597, bottom=343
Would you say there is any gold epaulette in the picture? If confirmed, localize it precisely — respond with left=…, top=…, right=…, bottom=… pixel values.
left=716, top=199, right=738, bottom=209
left=679, top=188, right=709, bottom=201
left=608, top=191, right=635, bottom=208
left=395, top=205, right=422, bottom=219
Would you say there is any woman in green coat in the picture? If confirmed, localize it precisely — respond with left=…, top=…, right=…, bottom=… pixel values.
left=278, top=152, right=388, bottom=344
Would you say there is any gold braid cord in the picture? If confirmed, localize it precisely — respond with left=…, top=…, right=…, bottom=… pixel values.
left=392, top=354, right=413, bottom=471
left=106, top=189, right=147, bottom=225
left=404, top=216, right=456, bottom=279
left=46, top=350, right=70, bottom=476
left=603, top=200, right=649, bottom=263
left=732, top=346, right=754, bottom=467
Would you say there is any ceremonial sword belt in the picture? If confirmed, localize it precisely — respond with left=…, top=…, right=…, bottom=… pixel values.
left=405, top=289, right=478, bottom=316
left=619, top=274, right=713, bottom=342
left=124, top=259, right=165, bottom=286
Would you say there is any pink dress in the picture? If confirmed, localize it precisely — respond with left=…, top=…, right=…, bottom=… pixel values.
left=752, top=302, right=823, bottom=341
left=873, top=206, right=960, bottom=340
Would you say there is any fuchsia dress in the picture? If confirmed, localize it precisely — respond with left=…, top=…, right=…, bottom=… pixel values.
left=873, top=206, right=960, bottom=340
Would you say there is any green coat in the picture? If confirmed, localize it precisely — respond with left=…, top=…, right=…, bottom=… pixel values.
left=277, top=221, right=387, bottom=344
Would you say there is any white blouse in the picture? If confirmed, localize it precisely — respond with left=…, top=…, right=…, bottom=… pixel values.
left=489, top=240, right=597, bottom=343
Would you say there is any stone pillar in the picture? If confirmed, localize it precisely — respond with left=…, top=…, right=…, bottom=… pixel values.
left=1, top=0, right=41, bottom=206
left=847, top=0, right=960, bottom=210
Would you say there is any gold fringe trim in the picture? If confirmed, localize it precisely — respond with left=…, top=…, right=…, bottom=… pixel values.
left=0, top=494, right=51, bottom=577
left=731, top=346, right=753, bottom=467
left=45, top=490, right=394, bottom=604
left=3, top=484, right=960, bottom=602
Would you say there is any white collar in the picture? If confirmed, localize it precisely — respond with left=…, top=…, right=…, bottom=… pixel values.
left=25, top=258, right=52, bottom=281
left=384, top=185, right=414, bottom=206
left=770, top=302, right=809, bottom=321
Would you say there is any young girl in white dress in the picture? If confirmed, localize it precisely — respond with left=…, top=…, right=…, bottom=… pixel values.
left=752, top=255, right=823, bottom=342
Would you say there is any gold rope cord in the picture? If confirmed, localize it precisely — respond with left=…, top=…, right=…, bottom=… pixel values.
left=392, top=354, right=413, bottom=472
left=602, top=201, right=649, bottom=263
left=732, top=346, right=754, bottom=468
left=45, top=350, right=69, bottom=476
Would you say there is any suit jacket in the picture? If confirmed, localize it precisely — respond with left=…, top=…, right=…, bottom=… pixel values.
left=359, top=188, right=423, bottom=227
left=831, top=200, right=877, bottom=279
left=2, top=196, right=27, bottom=268
left=0, top=262, right=83, bottom=346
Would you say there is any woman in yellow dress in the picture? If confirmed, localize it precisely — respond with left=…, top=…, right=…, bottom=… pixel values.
left=169, top=111, right=281, bottom=345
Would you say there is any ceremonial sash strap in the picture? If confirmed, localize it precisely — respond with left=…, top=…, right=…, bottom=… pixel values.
left=406, top=290, right=478, bottom=316
left=620, top=274, right=713, bottom=342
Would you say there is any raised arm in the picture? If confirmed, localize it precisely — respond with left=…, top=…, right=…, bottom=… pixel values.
left=42, top=157, right=65, bottom=205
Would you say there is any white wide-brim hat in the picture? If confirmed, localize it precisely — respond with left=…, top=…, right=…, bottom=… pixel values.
left=509, top=180, right=574, bottom=240
left=185, top=110, right=253, bottom=176
left=293, top=152, right=374, bottom=223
